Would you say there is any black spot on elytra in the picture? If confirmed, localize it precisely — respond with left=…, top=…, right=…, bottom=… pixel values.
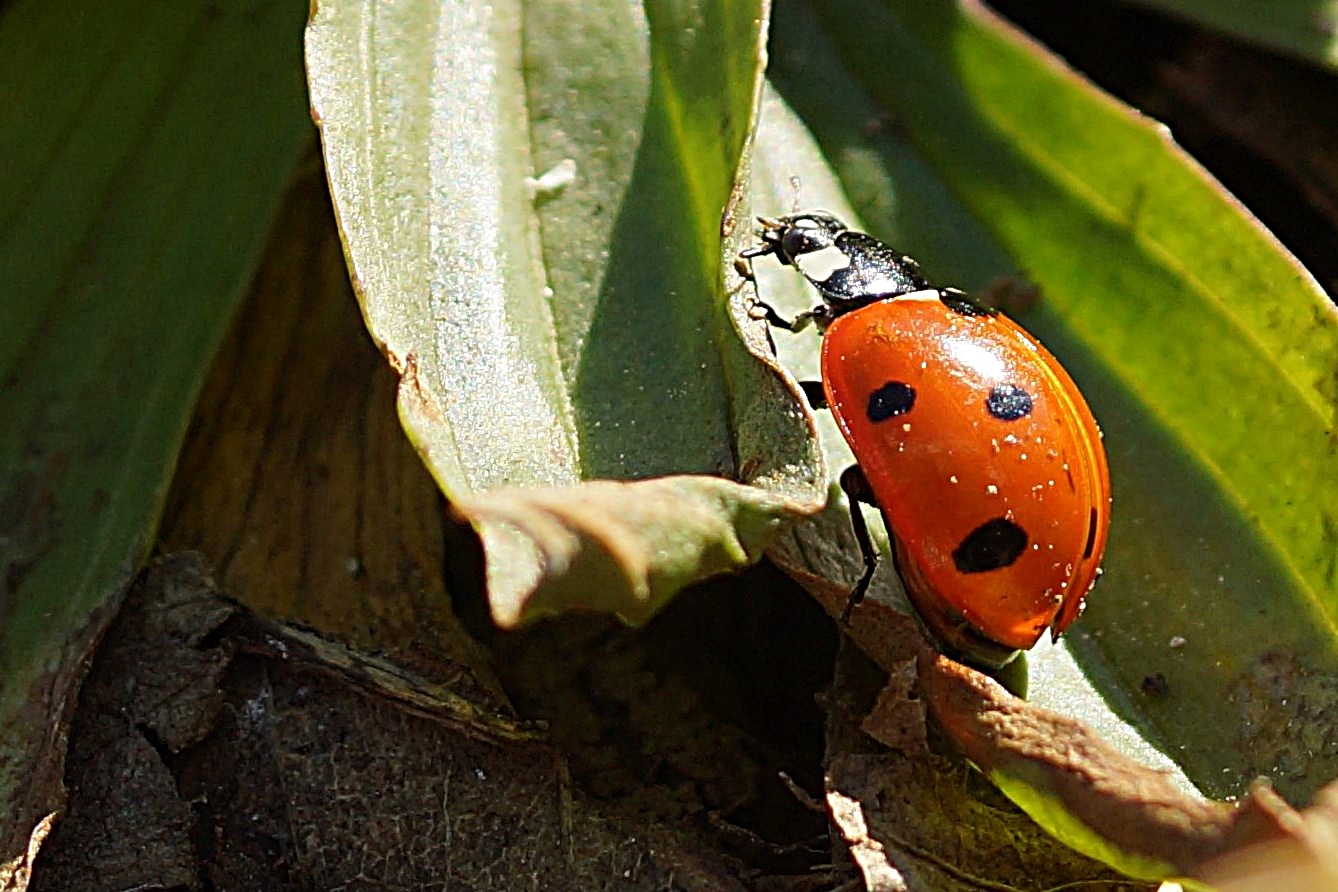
left=1083, top=508, right=1099, bottom=559
left=953, top=517, right=1028, bottom=574
left=939, top=289, right=995, bottom=317
left=867, top=381, right=916, bottom=422
left=986, top=383, right=1033, bottom=421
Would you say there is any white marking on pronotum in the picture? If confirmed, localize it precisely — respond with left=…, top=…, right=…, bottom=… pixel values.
left=794, top=244, right=850, bottom=282
left=899, top=289, right=943, bottom=302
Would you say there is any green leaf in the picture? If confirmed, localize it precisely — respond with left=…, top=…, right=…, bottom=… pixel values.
left=306, top=0, right=826, bottom=626
left=1125, top=0, right=1338, bottom=70
left=759, top=0, right=1338, bottom=875
left=0, top=0, right=310, bottom=856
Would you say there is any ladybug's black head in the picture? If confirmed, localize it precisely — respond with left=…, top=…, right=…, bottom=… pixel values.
left=744, top=211, right=932, bottom=311
left=752, top=212, right=849, bottom=268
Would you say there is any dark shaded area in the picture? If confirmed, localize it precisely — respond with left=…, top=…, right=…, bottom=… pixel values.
left=34, top=555, right=756, bottom=891
left=30, top=556, right=230, bottom=892
left=469, top=557, right=841, bottom=880
left=442, top=476, right=840, bottom=880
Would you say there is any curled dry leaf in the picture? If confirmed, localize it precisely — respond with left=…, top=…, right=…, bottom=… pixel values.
left=859, top=659, right=930, bottom=761
left=826, top=789, right=910, bottom=892
left=1187, top=778, right=1338, bottom=892
left=456, top=476, right=802, bottom=628
left=917, top=652, right=1338, bottom=885
left=919, top=651, right=1225, bottom=879
left=0, top=814, right=54, bottom=892
left=824, top=640, right=1134, bottom=890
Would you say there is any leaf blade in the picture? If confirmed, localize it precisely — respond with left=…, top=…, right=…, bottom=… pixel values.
left=0, top=0, right=310, bottom=853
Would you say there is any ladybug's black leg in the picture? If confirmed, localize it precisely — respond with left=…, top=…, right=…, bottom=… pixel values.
left=736, top=245, right=805, bottom=332
left=838, top=465, right=880, bottom=623
left=756, top=305, right=823, bottom=334
left=757, top=301, right=799, bottom=331
left=799, top=381, right=827, bottom=410
left=737, top=242, right=830, bottom=334
left=734, top=242, right=780, bottom=282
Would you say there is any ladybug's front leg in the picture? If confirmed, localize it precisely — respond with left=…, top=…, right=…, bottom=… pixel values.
left=736, top=245, right=830, bottom=334
left=838, top=465, right=881, bottom=623
left=757, top=302, right=803, bottom=332
left=799, top=389, right=879, bottom=623
left=737, top=249, right=797, bottom=331
left=752, top=301, right=824, bottom=334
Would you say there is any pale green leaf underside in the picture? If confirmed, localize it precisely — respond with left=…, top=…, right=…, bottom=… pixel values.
left=307, top=0, right=825, bottom=627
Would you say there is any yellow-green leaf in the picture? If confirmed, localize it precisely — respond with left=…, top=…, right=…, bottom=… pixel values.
left=752, top=0, right=1338, bottom=877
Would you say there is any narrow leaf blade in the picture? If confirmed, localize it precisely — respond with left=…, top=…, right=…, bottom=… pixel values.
left=0, top=0, right=310, bottom=855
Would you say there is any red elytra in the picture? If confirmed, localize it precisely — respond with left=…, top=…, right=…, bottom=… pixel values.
left=820, top=291, right=1110, bottom=658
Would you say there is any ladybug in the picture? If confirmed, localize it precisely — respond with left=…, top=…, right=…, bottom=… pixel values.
left=738, top=211, right=1110, bottom=667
